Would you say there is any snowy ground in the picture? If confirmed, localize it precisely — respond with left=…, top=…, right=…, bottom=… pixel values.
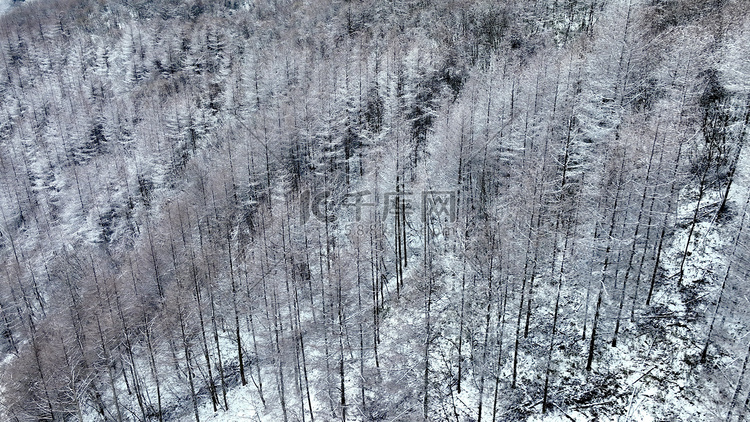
left=0, top=0, right=11, bottom=16
left=199, top=384, right=266, bottom=422
left=189, top=144, right=750, bottom=422
left=0, top=353, right=16, bottom=421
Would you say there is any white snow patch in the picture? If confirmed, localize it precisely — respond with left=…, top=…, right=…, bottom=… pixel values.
left=0, top=0, right=11, bottom=16
left=0, top=353, right=17, bottom=421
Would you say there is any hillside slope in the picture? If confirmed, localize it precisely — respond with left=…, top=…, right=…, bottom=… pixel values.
left=1, top=0, right=750, bottom=421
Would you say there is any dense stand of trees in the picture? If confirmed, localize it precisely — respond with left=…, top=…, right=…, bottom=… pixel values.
left=1, top=0, right=750, bottom=421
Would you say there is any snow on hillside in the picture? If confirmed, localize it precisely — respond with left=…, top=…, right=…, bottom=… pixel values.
left=1, top=0, right=750, bottom=421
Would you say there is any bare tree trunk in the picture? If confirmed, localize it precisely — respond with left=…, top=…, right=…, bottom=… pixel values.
left=112, top=264, right=148, bottom=421
left=129, top=255, right=163, bottom=422
left=727, top=341, right=750, bottom=421
left=28, top=316, right=56, bottom=422
left=620, top=120, right=661, bottom=322
left=701, top=193, right=750, bottom=363
left=272, top=287, right=289, bottom=422
left=457, top=255, right=467, bottom=393
left=586, top=288, right=603, bottom=372
left=180, top=211, right=219, bottom=412
left=196, top=212, right=230, bottom=410
left=647, top=65, right=690, bottom=305
left=677, top=164, right=708, bottom=286
left=543, top=216, right=570, bottom=412
left=222, top=186, right=248, bottom=388
left=90, top=259, right=124, bottom=422
left=422, top=221, right=434, bottom=421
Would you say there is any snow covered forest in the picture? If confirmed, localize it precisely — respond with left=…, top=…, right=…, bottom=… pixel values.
left=1, top=0, right=750, bottom=420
